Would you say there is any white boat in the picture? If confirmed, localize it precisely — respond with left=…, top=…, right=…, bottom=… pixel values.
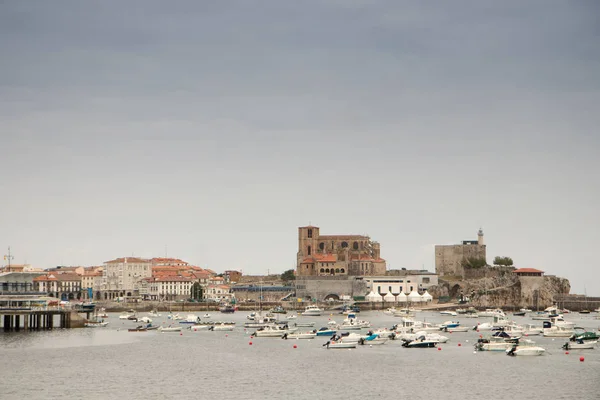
left=148, top=309, right=161, bottom=317
left=543, top=322, right=574, bottom=337
left=522, top=324, right=543, bottom=336
left=85, top=321, right=109, bottom=327
left=324, top=340, right=356, bottom=349
left=440, top=310, right=457, bottom=316
left=286, top=314, right=297, bottom=320
left=158, top=326, right=182, bottom=332
left=478, top=309, right=506, bottom=318
left=210, top=323, right=235, bottom=332
left=203, top=313, right=211, bottom=318
left=393, top=309, right=416, bottom=318
left=283, top=332, right=316, bottom=340
left=295, top=322, right=315, bottom=328
left=506, top=344, right=547, bottom=356
left=138, top=317, right=153, bottom=324
left=401, top=336, right=440, bottom=348
left=168, top=313, right=183, bottom=321
left=474, top=315, right=511, bottom=331
left=253, top=324, right=297, bottom=337
left=563, top=340, right=597, bottom=350
left=301, top=305, right=322, bottom=316
left=359, top=335, right=388, bottom=345
left=179, top=314, right=200, bottom=324
left=444, top=326, right=470, bottom=333
left=399, top=331, right=449, bottom=343
left=119, top=311, right=137, bottom=320
left=188, top=324, right=210, bottom=331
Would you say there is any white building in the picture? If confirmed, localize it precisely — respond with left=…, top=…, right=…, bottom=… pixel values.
left=140, top=276, right=194, bottom=301
left=102, top=257, right=152, bottom=300
left=360, top=270, right=438, bottom=297
left=205, top=284, right=233, bottom=302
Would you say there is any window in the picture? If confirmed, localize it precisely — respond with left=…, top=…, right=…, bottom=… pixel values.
left=341, top=241, right=348, bottom=248
left=319, top=242, right=325, bottom=250
left=423, top=277, right=430, bottom=283
left=308, top=229, right=313, bottom=238
left=325, top=269, right=330, bottom=273
left=410, top=286, right=413, bottom=291
left=320, top=268, right=325, bottom=273
left=307, top=246, right=311, bottom=256
left=340, top=269, right=345, bottom=273
left=335, top=268, right=339, bottom=273
left=353, top=241, right=359, bottom=250
left=389, top=286, right=392, bottom=292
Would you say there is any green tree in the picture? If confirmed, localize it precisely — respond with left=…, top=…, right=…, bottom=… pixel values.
left=190, top=282, right=204, bottom=300
left=281, top=269, right=296, bottom=282
left=493, top=256, right=514, bottom=266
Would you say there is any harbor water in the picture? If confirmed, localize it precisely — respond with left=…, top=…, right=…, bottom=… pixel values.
left=1, top=311, right=599, bottom=400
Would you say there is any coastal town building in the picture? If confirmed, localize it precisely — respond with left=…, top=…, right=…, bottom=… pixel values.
left=360, top=270, right=439, bottom=296
left=101, top=257, right=152, bottom=300
left=81, top=267, right=104, bottom=299
left=435, top=229, right=486, bottom=277
left=204, top=284, right=233, bottom=302
left=0, top=271, right=46, bottom=295
left=140, top=275, right=194, bottom=301
left=296, top=225, right=386, bottom=277
left=33, top=272, right=82, bottom=300
left=223, top=270, right=242, bottom=283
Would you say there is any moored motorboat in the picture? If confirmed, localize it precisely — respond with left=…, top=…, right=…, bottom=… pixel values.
left=506, top=343, right=547, bottom=356
left=158, top=326, right=182, bottom=332
left=563, top=340, right=597, bottom=350
left=210, top=323, right=235, bottom=332
left=323, top=339, right=356, bottom=349
left=85, top=321, right=109, bottom=328
left=301, top=305, right=322, bottom=316
left=401, top=335, right=439, bottom=348
left=282, top=332, right=316, bottom=340
left=315, top=327, right=337, bottom=336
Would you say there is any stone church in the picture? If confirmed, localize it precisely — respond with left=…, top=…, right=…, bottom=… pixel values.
left=296, top=225, right=386, bottom=277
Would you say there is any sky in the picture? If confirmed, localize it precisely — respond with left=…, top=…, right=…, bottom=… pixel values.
left=1, top=1, right=599, bottom=295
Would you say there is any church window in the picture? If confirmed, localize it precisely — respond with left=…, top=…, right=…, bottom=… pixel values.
left=340, top=268, right=345, bottom=273
left=353, top=242, right=359, bottom=250
left=319, top=242, right=324, bottom=250
left=320, top=268, right=324, bottom=273
left=325, top=269, right=330, bottom=273
left=341, top=241, right=348, bottom=248
left=335, top=268, right=339, bottom=273
left=308, top=229, right=313, bottom=238
left=307, top=246, right=311, bottom=256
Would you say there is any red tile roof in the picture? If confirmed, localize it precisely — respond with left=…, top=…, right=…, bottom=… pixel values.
left=514, top=268, right=544, bottom=274
left=314, top=254, right=337, bottom=263
left=104, top=257, right=150, bottom=264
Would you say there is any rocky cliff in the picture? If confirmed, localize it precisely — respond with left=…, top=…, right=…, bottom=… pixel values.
left=428, top=268, right=570, bottom=309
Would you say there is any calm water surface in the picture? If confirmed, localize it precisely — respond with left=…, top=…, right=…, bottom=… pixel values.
left=1, top=311, right=599, bottom=400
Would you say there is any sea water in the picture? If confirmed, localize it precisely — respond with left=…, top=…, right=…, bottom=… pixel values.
left=1, top=311, right=599, bottom=400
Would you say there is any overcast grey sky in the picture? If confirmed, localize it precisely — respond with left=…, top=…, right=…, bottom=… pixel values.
left=1, top=1, right=599, bottom=295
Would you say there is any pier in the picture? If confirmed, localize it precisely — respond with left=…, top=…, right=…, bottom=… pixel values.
left=0, top=295, right=92, bottom=331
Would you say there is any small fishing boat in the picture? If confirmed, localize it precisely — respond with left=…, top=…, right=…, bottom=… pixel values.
left=315, top=327, right=337, bottom=336
left=188, top=324, right=210, bottom=331
left=128, top=325, right=148, bottom=332
left=158, top=326, right=182, bottom=332
left=295, top=322, right=315, bottom=328
left=210, top=323, right=235, bottom=332
left=85, top=321, right=109, bottom=328
left=282, top=332, right=316, bottom=340
left=401, top=336, right=439, bottom=348
left=563, top=340, right=597, bottom=350
left=506, top=343, right=547, bottom=356
left=323, top=340, right=356, bottom=349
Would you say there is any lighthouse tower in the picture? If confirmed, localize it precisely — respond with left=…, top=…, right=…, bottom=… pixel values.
left=477, top=228, right=484, bottom=245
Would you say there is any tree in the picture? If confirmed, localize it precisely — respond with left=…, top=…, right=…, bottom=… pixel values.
left=190, top=282, right=204, bottom=300
left=281, top=269, right=296, bottom=282
left=493, top=256, right=514, bottom=266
